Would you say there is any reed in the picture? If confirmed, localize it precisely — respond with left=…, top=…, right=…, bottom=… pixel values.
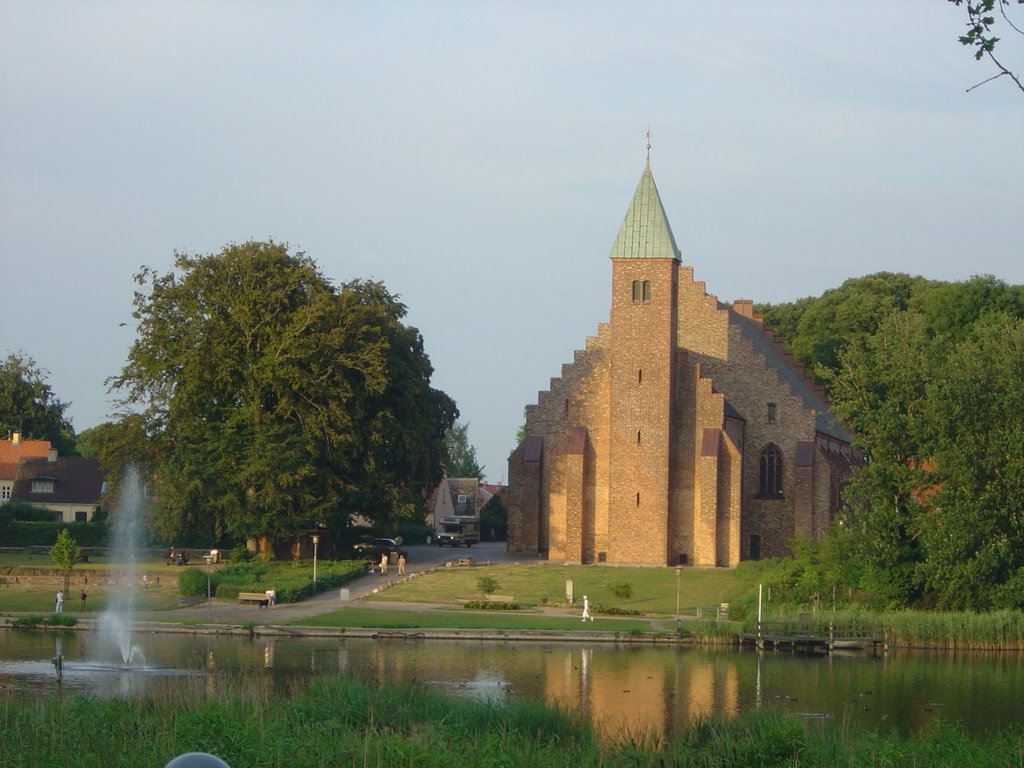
left=4, top=677, right=1024, bottom=767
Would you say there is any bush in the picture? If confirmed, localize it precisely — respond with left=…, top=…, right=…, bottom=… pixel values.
left=477, top=575, right=499, bottom=595
left=13, top=614, right=78, bottom=628
left=463, top=600, right=520, bottom=610
left=608, top=581, right=634, bottom=600
left=177, top=567, right=212, bottom=596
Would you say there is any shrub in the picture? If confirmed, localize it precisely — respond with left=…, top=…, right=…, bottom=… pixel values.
left=597, top=606, right=641, bottom=616
left=608, top=581, right=634, bottom=600
left=177, top=567, right=212, bottom=596
left=477, top=575, right=499, bottom=595
left=463, top=600, right=520, bottom=610
left=13, top=614, right=77, bottom=628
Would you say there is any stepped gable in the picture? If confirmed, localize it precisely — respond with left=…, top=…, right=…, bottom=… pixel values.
left=728, top=307, right=851, bottom=442
left=527, top=323, right=610, bottom=414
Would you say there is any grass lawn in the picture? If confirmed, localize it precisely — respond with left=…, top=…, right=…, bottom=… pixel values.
left=0, top=582, right=186, bottom=614
left=366, top=563, right=757, bottom=616
left=290, top=605, right=658, bottom=633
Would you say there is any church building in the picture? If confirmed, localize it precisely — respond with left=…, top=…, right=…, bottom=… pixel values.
left=506, top=160, right=856, bottom=567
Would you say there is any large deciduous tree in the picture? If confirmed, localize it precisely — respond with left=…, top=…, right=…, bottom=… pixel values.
left=109, top=241, right=457, bottom=544
left=442, top=420, right=483, bottom=478
left=0, top=352, right=76, bottom=454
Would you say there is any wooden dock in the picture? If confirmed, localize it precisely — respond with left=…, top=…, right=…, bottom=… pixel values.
left=741, top=622, right=886, bottom=655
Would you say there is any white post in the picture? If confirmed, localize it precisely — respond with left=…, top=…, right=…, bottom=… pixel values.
left=312, top=535, right=320, bottom=584
left=757, top=583, right=763, bottom=643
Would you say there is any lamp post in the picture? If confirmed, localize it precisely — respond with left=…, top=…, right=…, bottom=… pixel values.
left=312, top=535, right=319, bottom=584
left=204, top=553, right=214, bottom=622
left=675, top=565, right=682, bottom=631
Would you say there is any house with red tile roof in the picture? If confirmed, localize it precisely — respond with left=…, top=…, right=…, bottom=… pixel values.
left=0, top=433, right=52, bottom=505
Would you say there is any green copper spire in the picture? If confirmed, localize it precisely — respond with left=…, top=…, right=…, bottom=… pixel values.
left=609, top=159, right=681, bottom=261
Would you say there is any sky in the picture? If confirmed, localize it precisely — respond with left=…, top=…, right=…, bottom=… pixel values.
left=1, top=2, right=1022, bottom=483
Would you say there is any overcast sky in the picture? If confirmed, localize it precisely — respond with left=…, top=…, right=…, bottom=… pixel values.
left=2, top=2, right=1022, bottom=482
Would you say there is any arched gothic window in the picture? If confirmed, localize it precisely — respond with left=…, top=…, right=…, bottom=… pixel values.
left=758, top=444, right=784, bottom=498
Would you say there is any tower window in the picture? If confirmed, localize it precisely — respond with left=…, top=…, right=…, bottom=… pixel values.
left=637, top=429, right=641, bottom=445
left=638, top=368, right=642, bottom=384
left=758, top=444, right=784, bottom=498
left=636, top=491, right=640, bottom=506
left=631, top=280, right=652, bottom=302
left=767, top=403, right=777, bottom=423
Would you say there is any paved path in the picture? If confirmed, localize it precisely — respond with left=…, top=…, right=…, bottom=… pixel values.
left=133, top=541, right=570, bottom=625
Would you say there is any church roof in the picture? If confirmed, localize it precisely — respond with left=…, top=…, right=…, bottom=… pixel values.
left=609, top=160, right=682, bottom=262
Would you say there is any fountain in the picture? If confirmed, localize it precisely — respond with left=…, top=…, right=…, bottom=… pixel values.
left=91, top=465, right=147, bottom=667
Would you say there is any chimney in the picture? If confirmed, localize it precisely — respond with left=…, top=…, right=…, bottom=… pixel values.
left=12, top=432, right=20, bottom=445
left=48, top=448, right=58, bottom=463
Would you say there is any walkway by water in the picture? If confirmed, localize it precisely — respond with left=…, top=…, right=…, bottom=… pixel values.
left=121, top=542, right=679, bottom=636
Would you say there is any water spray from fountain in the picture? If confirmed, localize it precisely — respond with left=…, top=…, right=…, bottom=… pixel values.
left=94, top=465, right=148, bottom=666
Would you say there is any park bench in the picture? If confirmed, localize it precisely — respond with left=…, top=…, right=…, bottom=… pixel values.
left=238, top=591, right=272, bottom=608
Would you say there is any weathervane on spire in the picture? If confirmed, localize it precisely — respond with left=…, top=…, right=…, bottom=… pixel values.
left=645, top=126, right=652, bottom=160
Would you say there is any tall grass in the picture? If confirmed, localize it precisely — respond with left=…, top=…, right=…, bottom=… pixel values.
left=756, top=607, right=1024, bottom=650
left=3, top=676, right=1024, bottom=767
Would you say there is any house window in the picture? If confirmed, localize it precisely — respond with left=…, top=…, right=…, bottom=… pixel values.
left=31, top=478, right=55, bottom=494
left=767, top=403, right=777, bottom=423
left=75, top=511, right=87, bottom=522
left=749, top=534, right=762, bottom=560
left=1, top=484, right=10, bottom=501
left=758, top=444, right=784, bottom=498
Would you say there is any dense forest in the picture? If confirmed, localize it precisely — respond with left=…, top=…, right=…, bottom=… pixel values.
left=757, top=273, right=1024, bottom=610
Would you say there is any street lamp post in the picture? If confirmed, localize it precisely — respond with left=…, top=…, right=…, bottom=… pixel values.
left=312, top=535, right=319, bottom=584
left=204, top=552, right=215, bottom=623
left=675, top=565, right=682, bottom=631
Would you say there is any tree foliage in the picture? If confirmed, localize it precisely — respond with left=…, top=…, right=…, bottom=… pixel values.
left=948, top=0, right=1024, bottom=94
left=109, top=241, right=457, bottom=544
left=776, top=275, right=1024, bottom=609
left=0, top=352, right=76, bottom=454
left=50, top=528, right=80, bottom=596
left=442, top=420, right=483, bottom=478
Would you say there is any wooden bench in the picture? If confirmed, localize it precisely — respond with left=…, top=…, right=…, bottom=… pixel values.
left=238, top=591, right=271, bottom=608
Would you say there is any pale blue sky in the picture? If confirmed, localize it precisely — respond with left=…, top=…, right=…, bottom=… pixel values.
left=2, top=2, right=1022, bottom=482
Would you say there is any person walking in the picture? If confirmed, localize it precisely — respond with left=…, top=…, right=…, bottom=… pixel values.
left=380, top=552, right=389, bottom=576
left=55, top=591, right=64, bottom=613
left=79, top=589, right=87, bottom=612
left=581, top=595, right=593, bottom=622
left=397, top=554, right=406, bottom=575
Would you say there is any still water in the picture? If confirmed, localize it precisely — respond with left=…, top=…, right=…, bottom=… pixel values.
left=2, top=629, right=1022, bottom=740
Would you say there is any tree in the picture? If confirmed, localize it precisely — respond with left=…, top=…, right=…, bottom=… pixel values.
left=109, top=241, right=457, bottom=544
left=0, top=352, right=76, bottom=454
left=50, top=528, right=80, bottom=597
left=442, top=420, right=483, bottom=478
left=758, top=273, right=929, bottom=379
left=948, top=0, right=1024, bottom=94
left=822, top=312, right=938, bottom=607
left=917, top=315, right=1024, bottom=608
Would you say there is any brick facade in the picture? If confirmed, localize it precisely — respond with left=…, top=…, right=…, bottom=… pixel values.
left=508, top=161, right=856, bottom=566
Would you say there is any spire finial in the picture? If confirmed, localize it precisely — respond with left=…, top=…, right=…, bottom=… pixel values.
left=645, top=126, right=652, bottom=161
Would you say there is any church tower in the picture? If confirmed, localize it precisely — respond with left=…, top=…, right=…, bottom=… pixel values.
left=606, top=159, right=680, bottom=563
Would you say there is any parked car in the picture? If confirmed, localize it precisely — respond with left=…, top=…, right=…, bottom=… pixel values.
left=351, top=538, right=407, bottom=564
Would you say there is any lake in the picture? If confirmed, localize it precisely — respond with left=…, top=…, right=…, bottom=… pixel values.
left=2, top=628, right=1022, bottom=740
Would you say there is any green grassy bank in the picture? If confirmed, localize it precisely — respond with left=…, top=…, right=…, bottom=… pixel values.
left=3, top=675, right=1024, bottom=767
